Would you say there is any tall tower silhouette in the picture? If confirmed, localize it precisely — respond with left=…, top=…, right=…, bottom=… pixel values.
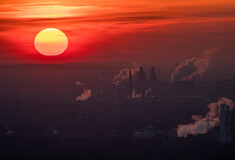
left=138, top=67, right=146, bottom=84
left=138, top=67, right=146, bottom=101
left=150, top=67, right=157, bottom=83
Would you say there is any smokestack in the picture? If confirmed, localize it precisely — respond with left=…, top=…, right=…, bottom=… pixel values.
left=129, top=70, right=132, bottom=100
left=220, top=104, right=226, bottom=143
left=112, top=67, right=138, bottom=86
left=226, top=105, right=232, bottom=142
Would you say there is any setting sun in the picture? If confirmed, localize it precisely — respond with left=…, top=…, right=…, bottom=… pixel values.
left=34, top=28, right=68, bottom=56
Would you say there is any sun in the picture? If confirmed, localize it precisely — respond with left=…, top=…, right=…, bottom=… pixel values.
left=34, top=28, right=68, bottom=56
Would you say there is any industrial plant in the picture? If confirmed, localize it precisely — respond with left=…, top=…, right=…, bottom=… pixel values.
left=0, top=62, right=234, bottom=159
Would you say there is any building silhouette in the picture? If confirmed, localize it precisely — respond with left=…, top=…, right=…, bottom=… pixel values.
left=138, top=67, right=146, bottom=101
left=220, top=104, right=231, bottom=143
left=138, top=67, right=146, bottom=84
left=150, top=67, right=157, bottom=83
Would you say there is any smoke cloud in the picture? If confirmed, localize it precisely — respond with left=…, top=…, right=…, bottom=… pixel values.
left=170, top=47, right=218, bottom=83
left=74, top=81, right=84, bottom=86
left=131, top=89, right=142, bottom=99
left=177, top=97, right=234, bottom=137
left=112, top=67, right=139, bottom=86
left=76, top=89, right=92, bottom=101
left=128, top=88, right=152, bottom=99
left=145, top=88, right=151, bottom=95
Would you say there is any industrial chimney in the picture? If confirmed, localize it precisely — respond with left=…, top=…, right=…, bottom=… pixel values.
left=220, top=104, right=226, bottom=143
left=220, top=104, right=232, bottom=143
left=129, top=70, right=132, bottom=100
left=226, top=105, right=232, bottom=142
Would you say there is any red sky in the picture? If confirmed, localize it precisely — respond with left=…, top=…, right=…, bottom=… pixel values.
left=0, top=0, right=235, bottom=64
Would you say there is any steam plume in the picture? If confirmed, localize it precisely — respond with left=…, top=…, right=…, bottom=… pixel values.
left=74, top=81, right=84, bottom=86
left=112, top=67, right=138, bottom=86
left=145, top=88, right=151, bottom=95
left=170, top=47, right=218, bottom=83
left=128, top=88, right=152, bottom=99
left=131, top=89, right=142, bottom=99
left=76, top=89, right=92, bottom=101
left=177, top=97, right=234, bottom=137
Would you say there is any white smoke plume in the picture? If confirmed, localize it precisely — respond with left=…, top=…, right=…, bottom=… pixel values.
left=170, top=47, right=218, bottom=83
left=74, top=81, right=84, bottom=86
left=76, top=89, right=92, bottom=101
left=177, top=97, right=234, bottom=137
left=131, top=89, right=142, bottom=99
left=128, top=88, right=152, bottom=99
left=112, top=67, right=139, bottom=86
left=145, top=88, right=151, bottom=95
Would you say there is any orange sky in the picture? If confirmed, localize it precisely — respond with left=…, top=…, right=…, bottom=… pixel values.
left=0, top=0, right=235, bottom=64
